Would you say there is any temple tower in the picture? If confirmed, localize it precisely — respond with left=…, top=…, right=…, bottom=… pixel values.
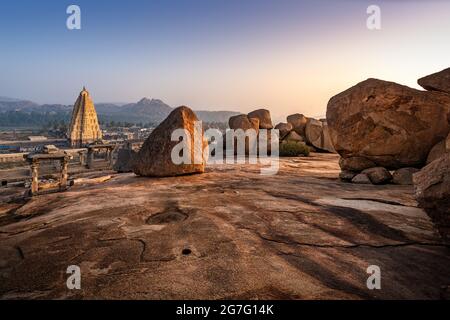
left=67, top=87, right=102, bottom=147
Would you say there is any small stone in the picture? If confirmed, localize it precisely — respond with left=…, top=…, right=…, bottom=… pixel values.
left=351, top=173, right=372, bottom=184
left=392, top=167, right=420, bottom=185
left=362, top=167, right=392, bottom=185
left=339, top=170, right=357, bottom=182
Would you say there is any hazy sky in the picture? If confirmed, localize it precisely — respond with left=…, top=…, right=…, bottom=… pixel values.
left=0, top=0, right=449, bottom=120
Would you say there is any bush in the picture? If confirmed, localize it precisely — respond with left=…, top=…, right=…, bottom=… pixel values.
left=279, top=141, right=310, bottom=157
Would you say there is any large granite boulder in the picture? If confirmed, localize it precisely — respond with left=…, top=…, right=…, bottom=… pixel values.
left=287, top=113, right=308, bottom=137
left=413, top=154, right=450, bottom=243
left=305, top=118, right=335, bottom=152
left=418, top=67, right=450, bottom=94
left=327, top=78, right=450, bottom=170
left=275, top=122, right=293, bottom=139
left=248, top=109, right=273, bottom=129
left=229, top=114, right=260, bottom=132
left=133, top=106, right=205, bottom=177
left=114, top=148, right=136, bottom=173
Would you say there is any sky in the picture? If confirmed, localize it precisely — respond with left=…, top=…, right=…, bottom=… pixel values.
left=0, top=0, right=449, bottom=120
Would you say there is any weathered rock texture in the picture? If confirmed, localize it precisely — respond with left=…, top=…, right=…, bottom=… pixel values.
left=427, top=139, right=449, bottom=164
left=275, top=122, right=293, bottom=139
left=67, top=87, right=103, bottom=148
left=287, top=114, right=308, bottom=137
left=229, top=115, right=259, bottom=132
left=418, top=67, right=450, bottom=94
left=133, top=106, right=205, bottom=177
left=361, top=167, right=392, bottom=185
left=1, top=154, right=449, bottom=299
left=339, top=157, right=376, bottom=172
left=392, top=168, right=419, bottom=185
left=114, top=148, right=136, bottom=173
left=248, top=109, right=273, bottom=129
left=414, top=154, right=450, bottom=243
left=327, top=79, right=450, bottom=170
left=305, top=119, right=335, bottom=153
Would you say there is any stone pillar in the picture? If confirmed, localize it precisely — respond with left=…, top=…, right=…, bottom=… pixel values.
left=87, top=148, right=94, bottom=169
left=60, top=158, right=68, bottom=191
left=30, top=161, right=39, bottom=195
left=79, top=151, right=86, bottom=166
left=107, top=148, right=113, bottom=167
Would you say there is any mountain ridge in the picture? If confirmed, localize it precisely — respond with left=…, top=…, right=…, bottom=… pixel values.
left=0, top=96, right=240, bottom=126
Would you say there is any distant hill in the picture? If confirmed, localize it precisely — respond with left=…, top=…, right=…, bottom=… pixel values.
left=0, top=96, right=239, bottom=127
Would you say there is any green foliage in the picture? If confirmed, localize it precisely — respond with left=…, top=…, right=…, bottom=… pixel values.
left=279, top=141, right=310, bottom=157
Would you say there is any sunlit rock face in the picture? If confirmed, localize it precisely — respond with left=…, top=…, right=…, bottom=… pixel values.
left=67, top=87, right=103, bottom=147
left=418, top=67, right=450, bottom=94
left=327, top=78, right=450, bottom=170
left=133, top=106, right=205, bottom=177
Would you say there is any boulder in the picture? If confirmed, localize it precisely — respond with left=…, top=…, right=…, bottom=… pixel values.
left=418, top=67, right=450, bottom=94
left=339, top=156, right=376, bottom=172
left=227, top=114, right=259, bottom=155
left=287, top=114, right=308, bottom=137
left=133, top=106, right=205, bottom=177
left=427, top=140, right=448, bottom=164
left=362, top=167, right=392, bottom=185
left=304, top=118, right=335, bottom=152
left=339, top=170, right=357, bottom=182
left=283, top=130, right=304, bottom=143
left=275, top=122, right=293, bottom=139
left=229, top=114, right=260, bottom=132
left=351, top=173, right=372, bottom=184
left=392, top=167, right=420, bottom=185
left=413, top=154, right=450, bottom=243
left=327, top=78, right=450, bottom=169
left=114, top=148, right=136, bottom=173
left=248, top=109, right=273, bottom=129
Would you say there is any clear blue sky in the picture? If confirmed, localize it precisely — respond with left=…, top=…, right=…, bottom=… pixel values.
left=0, top=0, right=449, bottom=119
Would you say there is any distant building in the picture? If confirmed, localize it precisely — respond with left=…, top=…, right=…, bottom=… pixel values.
left=67, top=87, right=102, bottom=148
left=27, top=136, right=48, bottom=142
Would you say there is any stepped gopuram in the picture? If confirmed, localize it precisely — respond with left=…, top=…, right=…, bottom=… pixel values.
left=67, top=87, right=102, bottom=147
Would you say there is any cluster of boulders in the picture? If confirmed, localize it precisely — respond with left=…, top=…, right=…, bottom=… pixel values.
left=275, top=114, right=335, bottom=152
left=327, top=68, right=450, bottom=186
left=327, top=67, right=450, bottom=241
left=228, top=109, right=273, bottom=154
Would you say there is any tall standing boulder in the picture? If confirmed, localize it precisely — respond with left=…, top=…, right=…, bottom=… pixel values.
left=287, top=114, right=308, bottom=137
left=133, top=106, right=205, bottom=177
left=327, top=78, right=450, bottom=170
left=248, top=109, right=273, bottom=129
left=418, top=67, right=450, bottom=94
left=304, top=118, right=335, bottom=152
left=413, top=154, right=450, bottom=243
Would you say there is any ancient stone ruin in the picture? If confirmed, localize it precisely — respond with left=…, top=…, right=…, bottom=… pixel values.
left=67, top=87, right=103, bottom=148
